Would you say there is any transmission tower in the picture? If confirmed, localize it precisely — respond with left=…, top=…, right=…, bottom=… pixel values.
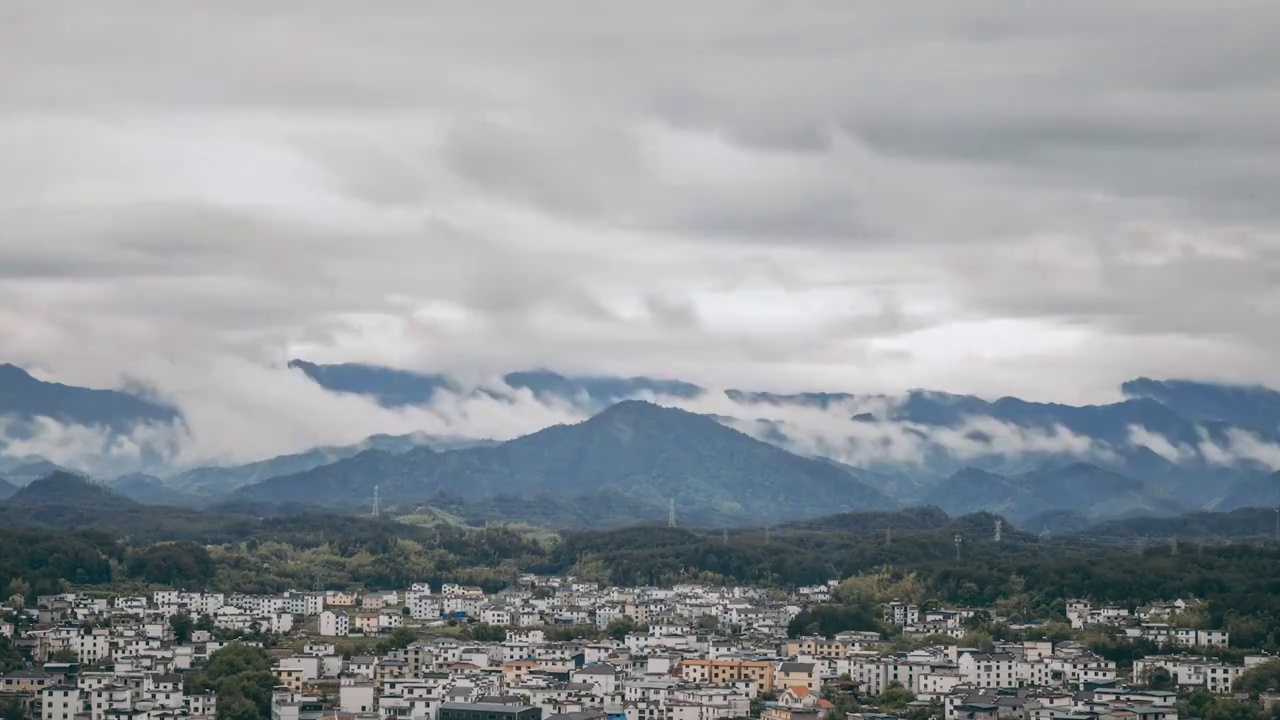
left=372, top=485, right=380, bottom=518
left=1170, top=537, right=1178, bottom=556
left=668, top=498, right=676, bottom=528
left=313, top=568, right=326, bottom=593
left=765, top=526, right=771, bottom=545
left=1274, top=506, right=1279, bottom=542
left=885, top=528, right=892, bottom=547
left=994, top=519, right=1003, bottom=543
left=722, top=529, right=728, bottom=545
left=954, top=533, right=963, bottom=562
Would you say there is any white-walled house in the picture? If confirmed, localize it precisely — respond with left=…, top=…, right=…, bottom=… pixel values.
left=319, top=611, right=349, bottom=637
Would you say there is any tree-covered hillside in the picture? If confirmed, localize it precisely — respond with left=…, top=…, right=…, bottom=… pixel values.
left=3, top=504, right=1280, bottom=652
left=233, top=400, right=892, bottom=523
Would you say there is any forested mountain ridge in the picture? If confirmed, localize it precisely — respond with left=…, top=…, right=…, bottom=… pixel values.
left=288, top=359, right=701, bottom=410
left=6, top=471, right=139, bottom=510
left=165, top=431, right=461, bottom=498
left=4, top=500, right=1280, bottom=654
left=0, top=363, right=177, bottom=429
left=232, top=400, right=893, bottom=524
left=9, top=359, right=1280, bottom=524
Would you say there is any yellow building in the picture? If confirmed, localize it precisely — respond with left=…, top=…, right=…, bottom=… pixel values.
left=680, top=660, right=775, bottom=692
left=502, top=660, right=541, bottom=684
left=275, top=667, right=305, bottom=692
left=352, top=613, right=381, bottom=635
left=1, top=670, right=54, bottom=694
left=784, top=637, right=849, bottom=659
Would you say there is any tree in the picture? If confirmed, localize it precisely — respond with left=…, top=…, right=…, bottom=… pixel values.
left=1024, top=622, right=1073, bottom=644
left=5, top=579, right=30, bottom=603
left=0, top=697, right=25, bottom=720
left=171, top=612, right=195, bottom=644
left=877, top=682, right=915, bottom=711
left=186, top=643, right=277, bottom=720
left=958, top=631, right=995, bottom=653
left=50, top=649, right=79, bottom=663
left=369, top=627, right=419, bottom=654
left=835, top=569, right=925, bottom=605
left=1179, top=689, right=1218, bottom=720
left=531, top=586, right=554, bottom=600
left=466, top=624, right=507, bottom=642
left=822, top=679, right=860, bottom=720
left=788, top=604, right=882, bottom=639
left=125, top=542, right=216, bottom=585
left=606, top=618, right=639, bottom=641
left=0, top=637, right=25, bottom=674
left=1235, top=660, right=1280, bottom=695
left=1141, top=666, right=1175, bottom=692
left=964, top=610, right=993, bottom=630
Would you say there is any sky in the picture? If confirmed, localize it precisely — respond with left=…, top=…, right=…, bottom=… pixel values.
left=3, top=2, right=1280, bottom=466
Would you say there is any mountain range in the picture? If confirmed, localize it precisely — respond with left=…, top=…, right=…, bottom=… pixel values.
left=161, top=431, right=490, bottom=501
left=6, top=358, right=1280, bottom=526
left=924, top=462, right=1186, bottom=523
left=0, top=458, right=67, bottom=486
left=6, top=471, right=138, bottom=510
left=231, top=400, right=893, bottom=524
left=287, top=360, right=702, bottom=410
left=0, top=363, right=177, bottom=431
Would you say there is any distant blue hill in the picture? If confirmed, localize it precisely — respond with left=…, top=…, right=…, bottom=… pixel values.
left=286, top=359, right=455, bottom=406
left=0, top=458, right=71, bottom=486
left=1122, top=377, right=1280, bottom=432
left=288, top=359, right=703, bottom=409
left=10, top=358, right=1280, bottom=524
left=232, top=399, right=893, bottom=524
left=0, top=364, right=177, bottom=431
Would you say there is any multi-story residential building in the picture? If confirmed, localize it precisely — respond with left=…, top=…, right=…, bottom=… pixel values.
left=885, top=601, right=920, bottom=627
left=0, top=577, right=1253, bottom=720
left=1134, top=656, right=1244, bottom=694
left=319, top=610, right=349, bottom=637
left=41, top=684, right=81, bottom=720
left=958, top=653, right=1019, bottom=689
left=775, top=662, right=818, bottom=692
left=681, top=660, right=776, bottom=692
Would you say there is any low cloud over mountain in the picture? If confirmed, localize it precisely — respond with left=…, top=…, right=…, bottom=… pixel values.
left=5, top=360, right=1280, bottom=525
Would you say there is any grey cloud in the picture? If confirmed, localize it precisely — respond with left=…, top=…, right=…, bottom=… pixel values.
left=4, top=0, right=1280, bottom=462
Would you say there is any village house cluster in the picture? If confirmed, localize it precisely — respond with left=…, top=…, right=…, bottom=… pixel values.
left=0, top=579, right=1267, bottom=720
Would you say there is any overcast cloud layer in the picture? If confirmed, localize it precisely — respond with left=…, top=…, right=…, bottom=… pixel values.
left=4, top=1, right=1280, bottom=464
